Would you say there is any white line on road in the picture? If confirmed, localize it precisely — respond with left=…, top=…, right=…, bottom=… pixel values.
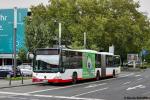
left=85, top=83, right=107, bottom=88
left=27, top=80, right=111, bottom=94
left=73, top=87, right=109, bottom=97
left=122, top=81, right=131, bottom=85
left=119, top=73, right=134, bottom=78
left=126, top=85, right=146, bottom=91
left=34, top=94, right=104, bottom=100
left=27, top=72, right=133, bottom=94
left=135, top=75, right=141, bottom=77
left=0, top=91, right=104, bottom=100
left=0, top=91, right=29, bottom=96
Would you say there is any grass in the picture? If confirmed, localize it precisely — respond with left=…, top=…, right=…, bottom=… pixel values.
left=143, top=63, right=150, bottom=68
left=5, top=76, right=32, bottom=81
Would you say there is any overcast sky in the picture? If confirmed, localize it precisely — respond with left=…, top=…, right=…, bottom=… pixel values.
left=0, top=0, right=150, bottom=17
left=137, top=0, right=150, bottom=17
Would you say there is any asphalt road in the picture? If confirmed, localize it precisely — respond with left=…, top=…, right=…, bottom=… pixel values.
left=0, top=69, right=150, bottom=100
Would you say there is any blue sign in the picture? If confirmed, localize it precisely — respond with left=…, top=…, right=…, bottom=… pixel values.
left=0, top=8, right=27, bottom=53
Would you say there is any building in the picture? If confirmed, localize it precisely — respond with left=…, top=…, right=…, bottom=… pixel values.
left=0, top=0, right=49, bottom=67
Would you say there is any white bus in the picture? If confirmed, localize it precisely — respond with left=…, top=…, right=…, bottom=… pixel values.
left=32, top=48, right=121, bottom=83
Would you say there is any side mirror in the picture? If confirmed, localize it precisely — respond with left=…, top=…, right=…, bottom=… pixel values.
left=27, top=52, right=34, bottom=59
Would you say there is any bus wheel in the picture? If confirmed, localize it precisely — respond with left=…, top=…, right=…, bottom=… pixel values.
left=96, top=71, right=100, bottom=81
left=113, top=70, right=116, bottom=78
left=72, top=73, right=77, bottom=84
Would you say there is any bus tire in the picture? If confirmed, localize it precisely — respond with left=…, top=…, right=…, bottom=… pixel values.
left=113, top=70, right=116, bottom=78
left=96, top=71, right=100, bottom=81
left=72, top=72, right=77, bottom=84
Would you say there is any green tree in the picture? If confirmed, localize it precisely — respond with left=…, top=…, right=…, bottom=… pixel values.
left=25, top=0, right=150, bottom=63
left=18, top=48, right=27, bottom=62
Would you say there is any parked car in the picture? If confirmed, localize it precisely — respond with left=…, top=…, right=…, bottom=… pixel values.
left=0, top=65, right=21, bottom=78
left=17, top=63, right=33, bottom=76
left=127, top=61, right=141, bottom=67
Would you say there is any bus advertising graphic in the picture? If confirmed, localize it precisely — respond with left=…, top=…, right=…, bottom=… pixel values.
left=82, top=52, right=95, bottom=79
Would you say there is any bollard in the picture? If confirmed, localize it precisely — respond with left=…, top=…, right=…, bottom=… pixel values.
left=133, top=61, right=136, bottom=69
left=21, top=73, right=23, bottom=84
left=8, top=74, right=11, bottom=86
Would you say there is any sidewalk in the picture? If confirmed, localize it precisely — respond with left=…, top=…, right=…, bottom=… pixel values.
left=0, top=79, right=36, bottom=88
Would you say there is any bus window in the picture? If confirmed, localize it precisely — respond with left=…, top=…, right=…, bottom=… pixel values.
left=70, top=51, right=82, bottom=69
left=106, top=55, right=113, bottom=67
left=62, top=50, right=70, bottom=68
left=114, top=56, right=121, bottom=67
left=70, top=51, right=76, bottom=69
left=96, top=54, right=101, bottom=68
left=76, top=52, right=82, bottom=68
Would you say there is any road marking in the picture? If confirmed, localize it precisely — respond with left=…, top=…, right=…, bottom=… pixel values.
left=135, top=75, right=141, bottom=77
left=73, top=87, right=109, bottom=97
left=27, top=80, right=112, bottom=94
left=119, top=73, right=134, bottom=78
left=34, top=94, right=104, bottom=100
left=137, top=78, right=143, bottom=81
left=0, top=91, right=104, bottom=100
left=126, top=85, right=146, bottom=91
left=26, top=86, right=71, bottom=94
left=0, top=91, right=29, bottom=96
left=27, top=72, right=132, bottom=94
left=123, top=81, right=131, bottom=85
left=85, top=83, right=107, bottom=88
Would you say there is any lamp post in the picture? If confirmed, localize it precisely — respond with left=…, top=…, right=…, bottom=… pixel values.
left=58, top=22, right=62, bottom=71
left=84, top=32, right=86, bottom=49
left=59, top=22, right=61, bottom=48
left=13, top=7, right=17, bottom=77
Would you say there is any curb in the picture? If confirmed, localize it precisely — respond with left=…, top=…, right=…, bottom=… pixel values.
left=0, top=83, right=37, bottom=89
left=0, top=81, right=46, bottom=89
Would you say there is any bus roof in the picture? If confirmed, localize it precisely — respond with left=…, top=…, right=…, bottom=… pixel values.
left=36, top=48, right=119, bottom=55
left=98, top=52, right=114, bottom=55
left=63, top=49, right=98, bottom=53
left=36, top=48, right=98, bottom=53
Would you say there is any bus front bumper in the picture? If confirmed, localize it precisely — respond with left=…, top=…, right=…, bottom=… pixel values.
left=32, top=78, right=72, bottom=83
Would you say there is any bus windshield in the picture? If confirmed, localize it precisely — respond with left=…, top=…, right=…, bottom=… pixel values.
left=33, top=55, right=60, bottom=73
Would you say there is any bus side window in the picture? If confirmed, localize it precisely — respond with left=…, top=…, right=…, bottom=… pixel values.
left=70, top=51, right=76, bottom=69
left=106, top=56, right=113, bottom=67
left=68, top=51, right=82, bottom=69
left=62, top=50, right=70, bottom=69
left=113, top=56, right=120, bottom=67
left=76, top=52, right=82, bottom=68
left=96, top=54, right=101, bottom=68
